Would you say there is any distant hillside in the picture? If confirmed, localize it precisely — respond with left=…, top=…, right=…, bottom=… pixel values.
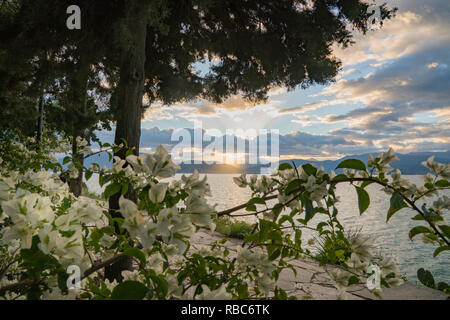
left=279, top=151, right=450, bottom=175
left=70, top=150, right=450, bottom=175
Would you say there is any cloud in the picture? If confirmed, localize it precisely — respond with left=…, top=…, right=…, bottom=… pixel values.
left=115, top=0, right=450, bottom=159
left=324, top=39, right=450, bottom=126
left=277, top=100, right=338, bottom=114
left=113, top=127, right=362, bottom=159
left=333, top=0, right=450, bottom=67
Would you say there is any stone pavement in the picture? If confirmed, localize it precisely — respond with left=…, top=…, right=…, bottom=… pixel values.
left=191, top=230, right=449, bottom=300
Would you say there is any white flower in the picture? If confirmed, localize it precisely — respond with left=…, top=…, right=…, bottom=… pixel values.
left=2, top=191, right=41, bottom=227
left=147, top=253, right=164, bottom=274
left=119, top=196, right=140, bottom=222
left=367, top=154, right=376, bottom=167
left=38, top=224, right=60, bottom=255
left=329, top=269, right=351, bottom=291
left=379, top=148, right=399, bottom=165
left=149, top=182, right=168, bottom=203
left=233, top=173, right=247, bottom=188
left=127, top=145, right=180, bottom=178
left=387, top=277, right=404, bottom=287
left=378, top=256, right=400, bottom=276
left=329, top=170, right=336, bottom=180
left=343, top=168, right=356, bottom=178
left=256, top=275, right=275, bottom=295
left=424, top=173, right=434, bottom=185
left=349, top=234, right=374, bottom=263
left=166, top=273, right=182, bottom=298
left=348, top=252, right=368, bottom=271
left=197, top=285, right=231, bottom=300
left=111, top=156, right=127, bottom=174
left=67, top=163, right=79, bottom=179
left=182, top=170, right=211, bottom=196
left=304, top=175, right=316, bottom=192
left=433, top=195, right=450, bottom=212
left=184, top=193, right=213, bottom=227
left=310, top=181, right=328, bottom=202
left=336, top=287, right=348, bottom=300
left=421, top=156, right=450, bottom=178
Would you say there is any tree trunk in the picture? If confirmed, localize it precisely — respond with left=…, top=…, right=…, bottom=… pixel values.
left=69, top=135, right=85, bottom=197
left=69, top=57, right=89, bottom=197
left=36, top=95, right=44, bottom=143
left=105, top=5, right=147, bottom=282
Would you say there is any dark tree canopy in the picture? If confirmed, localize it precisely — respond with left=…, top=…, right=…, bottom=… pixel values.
left=0, top=0, right=396, bottom=280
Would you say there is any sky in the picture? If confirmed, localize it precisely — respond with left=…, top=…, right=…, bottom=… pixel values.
left=99, top=0, right=450, bottom=163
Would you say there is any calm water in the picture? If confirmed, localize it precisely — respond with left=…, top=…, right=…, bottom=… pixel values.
left=86, top=174, right=449, bottom=283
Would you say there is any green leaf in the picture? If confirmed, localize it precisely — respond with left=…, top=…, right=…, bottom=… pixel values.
left=417, top=268, right=435, bottom=289
left=278, top=163, right=292, bottom=171
left=387, top=192, right=407, bottom=222
left=348, top=275, right=360, bottom=286
left=104, top=183, right=121, bottom=199
left=149, top=273, right=169, bottom=298
left=437, top=282, right=450, bottom=292
left=408, top=226, right=431, bottom=239
left=125, top=149, right=134, bottom=157
left=438, top=225, right=450, bottom=239
left=433, top=246, right=450, bottom=257
left=62, top=156, right=72, bottom=165
left=269, top=248, right=281, bottom=261
left=121, top=183, right=129, bottom=196
left=411, top=213, right=443, bottom=222
left=85, top=170, right=93, bottom=181
left=111, top=281, right=148, bottom=300
left=302, top=196, right=315, bottom=222
left=302, top=164, right=317, bottom=176
left=124, top=248, right=146, bottom=266
left=360, top=180, right=374, bottom=189
left=331, top=174, right=348, bottom=181
left=285, top=179, right=302, bottom=195
left=336, top=159, right=367, bottom=171
left=247, top=197, right=266, bottom=205
left=355, top=186, right=370, bottom=215
left=245, top=204, right=257, bottom=212
left=57, top=270, right=69, bottom=291
left=435, top=180, right=450, bottom=188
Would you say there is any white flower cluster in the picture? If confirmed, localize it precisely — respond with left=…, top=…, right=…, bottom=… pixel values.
left=233, top=173, right=277, bottom=193
left=329, top=234, right=403, bottom=299
left=126, top=145, right=181, bottom=178
left=2, top=136, right=64, bottom=170
left=367, top=148, right=399, bottom=175
left=236, top=247, right=276, bottom=295
left=422, top=156, right=450, bottom=179
left=107, top=147, right=215, bottom=254
left=0, top=191, right=104, bottom=270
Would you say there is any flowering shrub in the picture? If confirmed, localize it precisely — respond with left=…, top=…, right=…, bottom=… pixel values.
left=0, top=138, right=449, bottom=300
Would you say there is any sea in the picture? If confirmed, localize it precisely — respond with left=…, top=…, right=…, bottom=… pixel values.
left=86, top=174, right=449, bottom=284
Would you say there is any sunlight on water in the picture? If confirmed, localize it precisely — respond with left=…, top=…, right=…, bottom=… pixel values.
left=86, top=173, right=449, bottom=283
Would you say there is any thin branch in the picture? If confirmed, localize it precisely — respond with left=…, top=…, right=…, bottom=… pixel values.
left=82, top=254, right=124, bottom=280
left=0, top=254, right=125, bottom=296
left=0, top=280, right=35, bottom=295
left=218, top=176, right=450, bottom=246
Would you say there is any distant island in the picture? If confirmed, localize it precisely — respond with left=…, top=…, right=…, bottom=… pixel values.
left=79, top=150, right=450, bottom=175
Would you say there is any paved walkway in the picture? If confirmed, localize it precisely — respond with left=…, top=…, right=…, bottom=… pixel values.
left=191, top=230, right=449, bottom=300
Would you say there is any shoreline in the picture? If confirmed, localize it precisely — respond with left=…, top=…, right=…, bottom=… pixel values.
left=191, top=229, right=449, bottom=300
